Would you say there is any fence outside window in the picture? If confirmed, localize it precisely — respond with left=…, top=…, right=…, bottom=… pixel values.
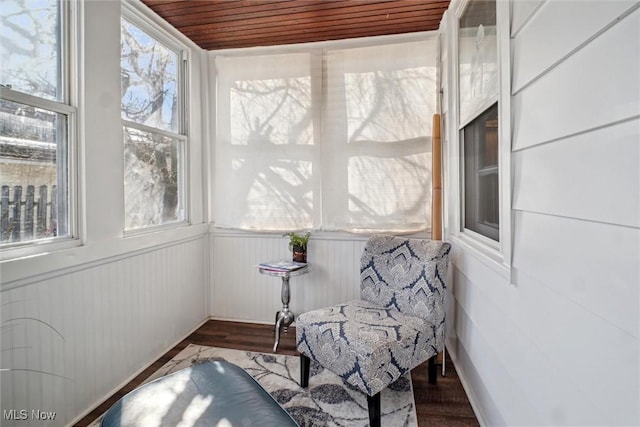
left=1, top=184, right=57, bottom=243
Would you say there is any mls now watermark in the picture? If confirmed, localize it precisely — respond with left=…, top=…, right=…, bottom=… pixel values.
left=3, top=409, right=57, bottom=421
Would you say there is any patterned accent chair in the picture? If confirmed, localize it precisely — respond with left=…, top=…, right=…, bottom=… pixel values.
left=296, top=235, right=451, bottom=427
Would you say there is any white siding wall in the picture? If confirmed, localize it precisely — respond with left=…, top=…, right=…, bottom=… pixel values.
left=209, top=232, right=367, bottom=322
left=443, top=1, right=640, bottom=426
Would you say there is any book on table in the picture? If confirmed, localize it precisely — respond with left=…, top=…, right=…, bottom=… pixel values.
left=257, top=259, right=307, bottom=272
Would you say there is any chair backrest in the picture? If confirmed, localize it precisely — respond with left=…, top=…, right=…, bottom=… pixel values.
left=360, top=235, right=451, bottom=322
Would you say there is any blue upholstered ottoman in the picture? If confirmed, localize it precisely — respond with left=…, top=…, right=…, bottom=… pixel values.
left=100, top=360, right=298, bottom=427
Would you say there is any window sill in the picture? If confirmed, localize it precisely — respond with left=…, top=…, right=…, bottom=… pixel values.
left=1, top=223, right=208, bottom=290
left=208, top=226, right=430, bottom=242
left=0, top=237, right=82, bottom=263
left=449, top=231, right=511, bottom=281
left=123, top=220, right=190, bottom=239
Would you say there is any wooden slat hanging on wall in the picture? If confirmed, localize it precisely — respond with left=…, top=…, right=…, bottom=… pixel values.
left=431, top=113, right=442, bottom=241
left=430, top=113, right=445, bottom=368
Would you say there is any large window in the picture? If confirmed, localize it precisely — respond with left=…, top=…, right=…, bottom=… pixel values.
left=324, top=41, right=436, bottom=232
left=0, top=0, right=74, bottom=247
left=458, top=0, right=499, bottom=242
left=121, top=16, right=186, bottom=231
left=213, top=38, right=437, bottom=233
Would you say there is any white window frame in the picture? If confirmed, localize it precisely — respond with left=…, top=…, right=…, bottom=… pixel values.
left=460, top=103, right=500, bottom=242
left=447, top=0, right=512, bottom=274
left=120, top=3, right=190, bottom=235
left=0, top=0, right=79, bottom=258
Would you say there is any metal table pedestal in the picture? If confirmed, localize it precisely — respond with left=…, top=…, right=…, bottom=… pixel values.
left=258, top=264, right=309, bottom=352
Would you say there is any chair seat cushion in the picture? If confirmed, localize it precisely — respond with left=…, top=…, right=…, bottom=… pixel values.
left=100, top=360, right=299, bottom=427
left=296, top=299, right=437, bottom=396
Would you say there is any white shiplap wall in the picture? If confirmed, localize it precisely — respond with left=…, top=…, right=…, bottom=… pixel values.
left=210, top=232, right=367, bottom=323
left=0, top=236, right=208, bottom=427
left=443, top=1, right=639, bottom=426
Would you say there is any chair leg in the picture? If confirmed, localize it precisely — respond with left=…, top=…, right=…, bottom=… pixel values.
left=428, top=355, right=437, bottom=384
left=300, top=353, right=310, bottom=388
left=367, top=392, right=381, bottom=427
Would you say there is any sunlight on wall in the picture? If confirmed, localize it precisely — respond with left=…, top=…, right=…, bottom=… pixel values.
left=213, top=38, right=438, bottom=233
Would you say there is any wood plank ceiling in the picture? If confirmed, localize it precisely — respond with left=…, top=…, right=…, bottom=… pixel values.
left=141, top=0, right=451, bottom=50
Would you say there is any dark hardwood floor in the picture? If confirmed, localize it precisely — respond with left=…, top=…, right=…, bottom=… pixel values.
left=77, top=320, right=479, bottom=426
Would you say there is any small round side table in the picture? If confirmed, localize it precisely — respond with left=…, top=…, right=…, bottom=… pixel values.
left=258, top=263, right=309, bottom=352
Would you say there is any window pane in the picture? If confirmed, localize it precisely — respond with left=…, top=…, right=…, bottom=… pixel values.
left=124, top=127, right=182, bottom=230
left=463, top=103, right=499, bottom=241
left=237, top=159, right=313, bottom=230
left=0, top=99, right=68, bottom=243
left=324, top=40, right=437, bottom=232
left=0, top=0, right=61, bottom=100
left=345, top=67, right=434, bottom=144
left=121, top=19, right=178, bottom=132
left=458, top=0, right=497, bottom=124
left=214, top=53, right=317, bottom=230
left=230, top=77, right=313, bottom=146
left=348, top=153, right=429, bottom=231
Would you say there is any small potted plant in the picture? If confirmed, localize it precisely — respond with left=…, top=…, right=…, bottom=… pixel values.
left=284, top=231, right=310, bottom=263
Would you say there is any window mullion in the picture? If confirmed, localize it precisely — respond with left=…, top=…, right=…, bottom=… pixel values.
left=122, top=120, right=187, bottom=141
left=180, top=50, right=189, bottom=136
left=0, top=87, right=75, bottom=115
left=56, top=116, right=69, bottom=237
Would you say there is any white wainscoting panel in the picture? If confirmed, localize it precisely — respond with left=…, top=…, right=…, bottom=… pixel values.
left=209, top=232, right=367, bottom=323
left=0, top=236, right=208, bottom=427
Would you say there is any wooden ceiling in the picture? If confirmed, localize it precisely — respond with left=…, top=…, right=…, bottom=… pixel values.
left=141, top=0, right=451, bottom=50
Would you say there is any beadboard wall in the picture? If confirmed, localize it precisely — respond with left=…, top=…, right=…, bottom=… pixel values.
left=0, top=235, right=208, bottom=427
left=209, top=231, right=369, bottom=323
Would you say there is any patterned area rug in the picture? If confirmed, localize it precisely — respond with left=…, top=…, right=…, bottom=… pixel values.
left=145, top=344, right=418, bottom=427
